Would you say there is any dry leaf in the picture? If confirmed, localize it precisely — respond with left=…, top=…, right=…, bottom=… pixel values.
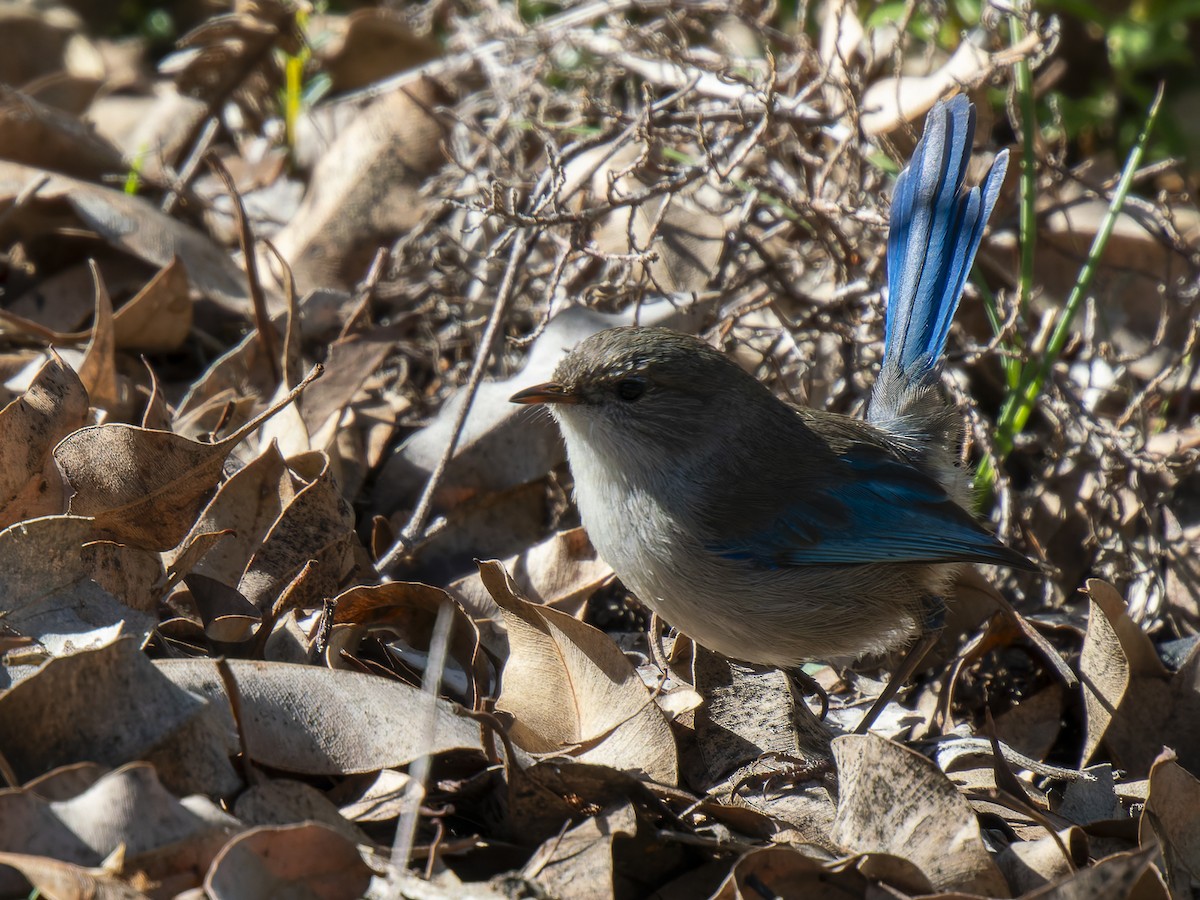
left=830, top=733, right=1010, bottom=896
left=156, top=658, right=483, bottom=774
left=235, top=451, right=355, bottom=613
left=77, top=261, right=121, bottom=415
left=55, top=369, right=320, bottom=551
left=0, top=638, right=213, bottom=785
left=0, top=516, right=155, bottom=684
left=332, top=581, right=491, bottom=706
left=234, top=780, right=368, bottom=846
left=0, top=351, right=87, bottom=529
left=481, top=560, right=679, bottom=785
left=271, top=80, right=446, bottom=292
left=0, top=161, right=249, bottom=313
left=0, top=851, right=150, bottom=900
left=112, top=257, right=193, bottom=352
left=1140, top=750, right=1200, bottom=897
left=203, top=823, right=371, bottom=900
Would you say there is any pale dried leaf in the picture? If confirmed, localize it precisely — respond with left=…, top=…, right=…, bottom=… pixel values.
left=236, top=451, right=355, bottom=612
left=482, top=560, right=679, bottom=785
left=204, top=823, right=371, bottom=900
left=78, top=262, right=121, bottom=414
left=112, top=257, right=193, bottom=352
left=1140, top=750, right=1200, bottom=897
left=234, top=780, right=368, bottom=845
left=0, top=351, right=87, bottom=529
left=156, top=658, right=483, bottom=774
left=830, top=733, right=1009, bottom=896
left=55, top=372, right=318, bottom=551
left=0, top=638, right=212, bottom=785
left=0, top=516, right=154, bottom=682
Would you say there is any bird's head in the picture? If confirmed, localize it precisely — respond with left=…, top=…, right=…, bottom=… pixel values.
left=511, top=326, right=762, bottom=457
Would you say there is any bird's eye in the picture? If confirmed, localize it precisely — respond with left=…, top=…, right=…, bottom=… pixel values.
left=615, top=377, right=646, bottom=402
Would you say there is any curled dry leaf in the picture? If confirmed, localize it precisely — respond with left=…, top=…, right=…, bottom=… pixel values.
left=183, top=573, right=261, bottom=643
left=168, top=441, right=291, bottom=584
left=0, top=762, right=237, bottom=888
left=0, top=852, right=150, bottom=900
left=332, top=581, right=491, bottom=707
left=1020, top=846, right=1159, bottom=900
left=235, top=450, right=355, bottom=613
left=995, top=826, right=1090, bottom=894
left=707, top=846, right=931, bottom=900
left=54, top=367, right=322, bottom=551
left=78, top=261, right=121, bottom=416
left=0, top=161, right=248, bottom=313
left=450, top=526, right=612, bottom=655
left=1079, top=580, right=1181, bottom=774
left=111, top=257, right=193, bottom=353
left=1140, top=750, right=1200, bottom=897
left=830, top=733, right=1010, bottom=896
left=234, top=780, right=368, bottom=846
left=0, top=351, right=87, bottom=530
left=156, top=658, right=483, bottom=774
left=0, top=638, right=212, bottom=785
left=523, top=802, right=641, bottom=899
left=203, top=822, right=371, bottom=900
left=0, top=516, right=155, bottom=684
left=481, top=559, right=679, bottom=785
left=0, top=85, right=127, bottom=183
left=335, top=769, right=412, bottom=823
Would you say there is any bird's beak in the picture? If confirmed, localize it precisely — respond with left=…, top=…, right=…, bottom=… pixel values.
left=509, top=381, right=580, bottom=405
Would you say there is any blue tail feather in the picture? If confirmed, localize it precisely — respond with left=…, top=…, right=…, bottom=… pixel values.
left=883, top=95, right=1009, bottom=386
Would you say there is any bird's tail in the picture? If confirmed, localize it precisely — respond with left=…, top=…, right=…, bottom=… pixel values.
left=870, top=94, right=1008, bottom=425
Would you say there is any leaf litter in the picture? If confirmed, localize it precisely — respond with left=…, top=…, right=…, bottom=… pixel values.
left=0, top=0, right=1195, bottom=898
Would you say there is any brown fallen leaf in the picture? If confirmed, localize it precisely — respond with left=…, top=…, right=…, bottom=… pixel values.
left=332, top=581, right=491, bottom=707
left=830, top=733, right=1010, bottom=896
left=0, top=351, right=87, bottom=530
left=481, top=559, right=679, bottom=785
left=1080, top=580, right=1175, bottom=772
left=235, top=451, right=356, bottom=613
left=0, top=516, right=155, bottom=685
left=77, top=260, right=122, bottom=416
left=0, top=638, right=213, bottom=786
left=112, top=257, right=193, bottom=352
left=0, top=762, right=236, bottom=887
left=1018, top=846, right=1160, bottom=900
left=167, top=441, right=292, bottom=585
left=0, top=160, right=250, bottom=312
left=203, top=822, right=371, bottom=900
left=155, top=658, right=483, bottom=774
left=0, top=85, right=126, bottom=183
left=994, top=826, right=1089, bottom=894
left=269, top=79, right=446, bottom=293
left=54, top=366, right=322, bottom=551
left=234, top=780, right=368, bottom=846
left=522, top=802, right=668, bottom=900
left=1140, top=750, right=1200, bottom=897
left=0, top=852, right=149, bottom=900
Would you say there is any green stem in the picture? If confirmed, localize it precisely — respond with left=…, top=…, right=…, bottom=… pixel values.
left=991, top=84, right=1163, bottom=463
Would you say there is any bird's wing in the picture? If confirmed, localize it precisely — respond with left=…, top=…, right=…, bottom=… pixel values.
left=703, top=442, right=1034, bottom=570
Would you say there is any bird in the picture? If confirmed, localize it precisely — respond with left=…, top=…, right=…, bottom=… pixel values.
left=510, top=95, right=1034, bottom=732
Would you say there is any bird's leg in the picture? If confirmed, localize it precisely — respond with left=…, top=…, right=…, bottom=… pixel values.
left=853, top=597, right=946, bottom=734
left=647, top=611, right=670, bottom=673
left=786, top=668, right=830, bottom=721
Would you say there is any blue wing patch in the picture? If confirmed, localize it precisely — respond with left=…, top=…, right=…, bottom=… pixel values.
left=708, top=449, right=1030, bottom=569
